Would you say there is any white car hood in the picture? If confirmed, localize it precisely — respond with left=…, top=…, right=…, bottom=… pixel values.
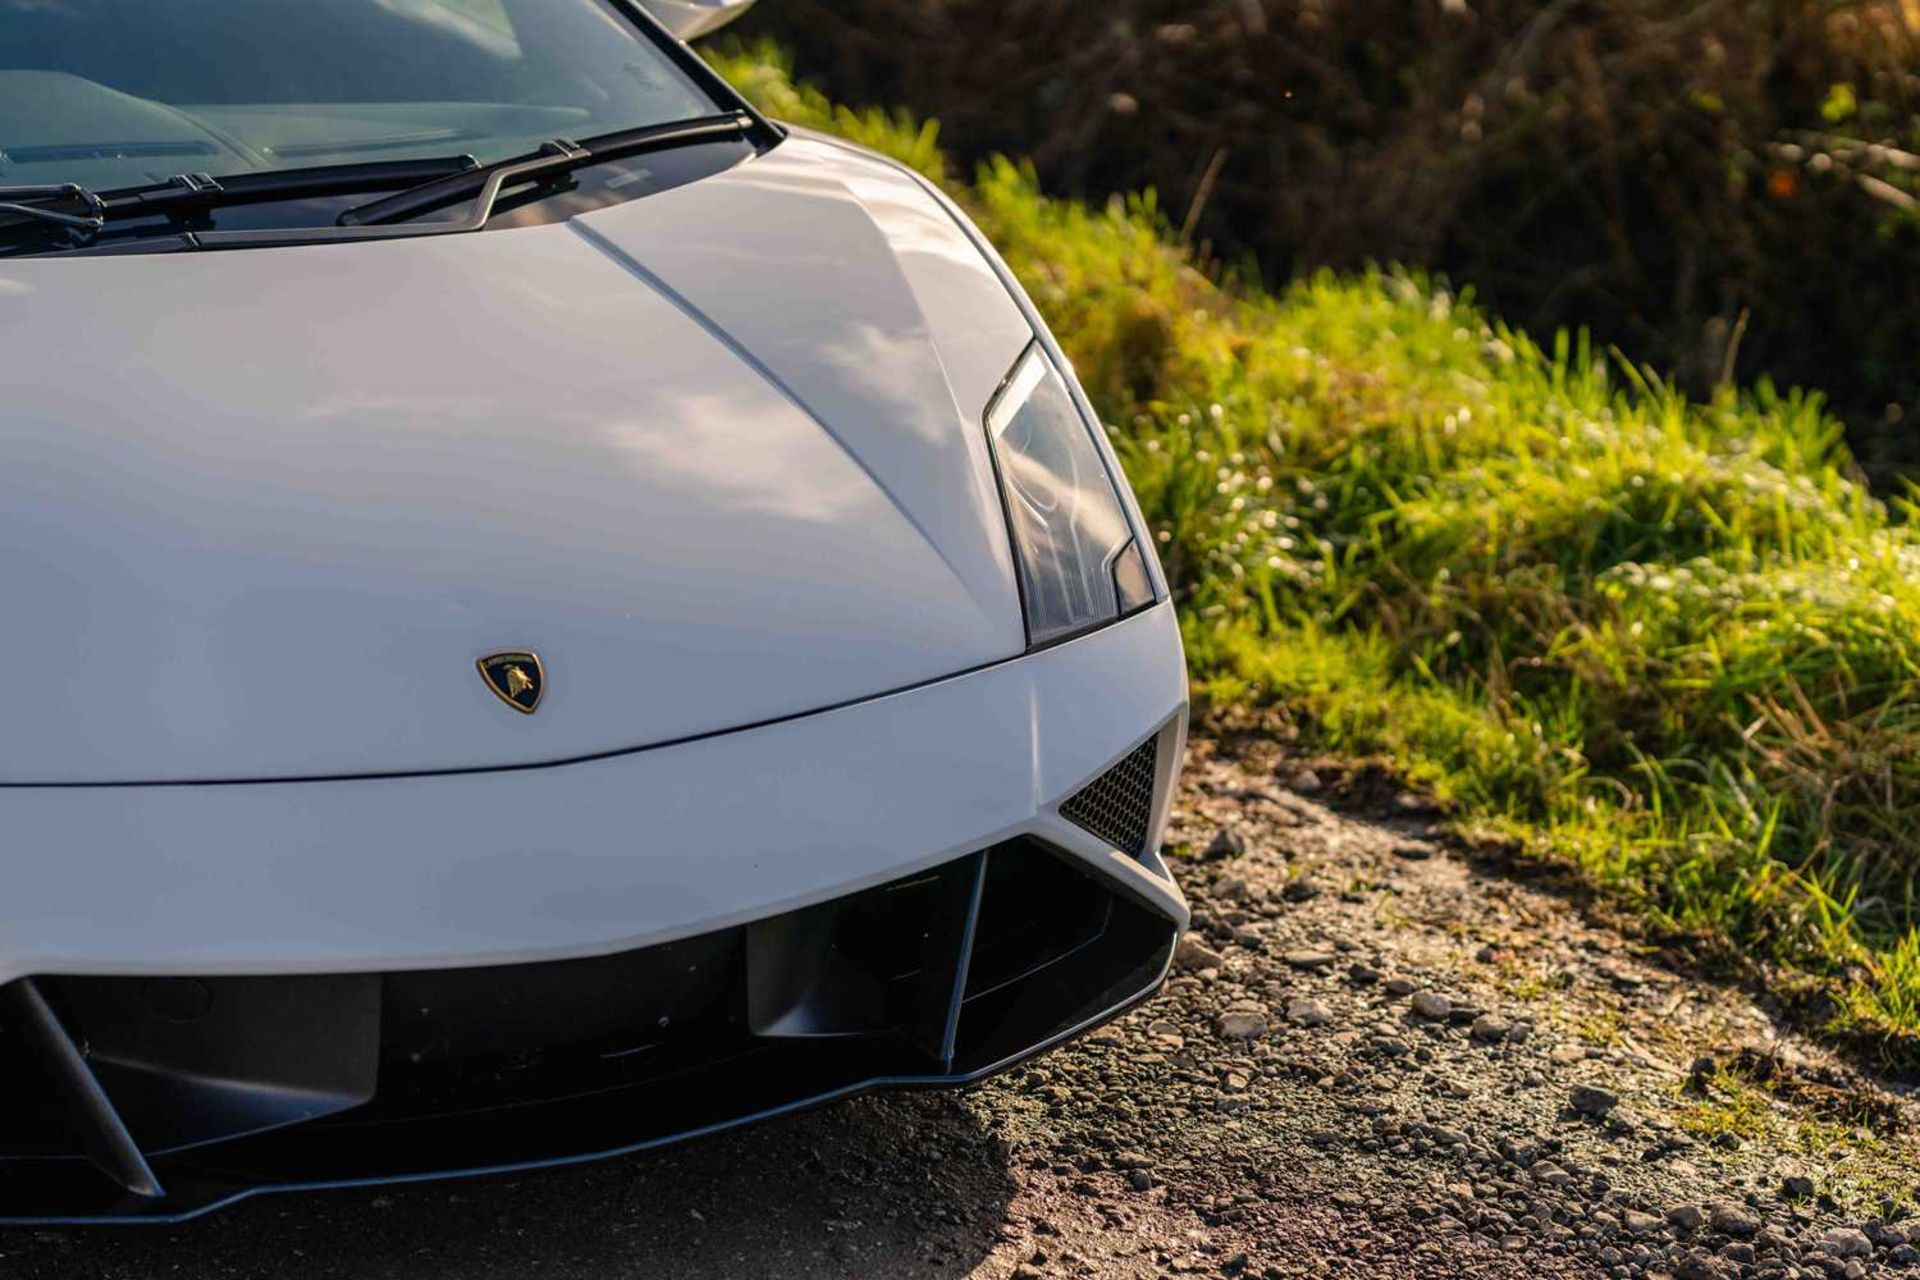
left=0, top=139, right=1033, bottom=783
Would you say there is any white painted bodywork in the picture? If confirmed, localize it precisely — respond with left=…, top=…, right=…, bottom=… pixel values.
left=0, top=140, right=1031, bottom=783
left=0, top=134, right=1187, bottom=977
left=636, top=0, right=759, bottom=40
left=0, top=605, right=1187, bottom=985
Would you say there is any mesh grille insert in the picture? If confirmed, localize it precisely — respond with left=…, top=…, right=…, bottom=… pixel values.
left=1058, top=736, right=1159, bottom=855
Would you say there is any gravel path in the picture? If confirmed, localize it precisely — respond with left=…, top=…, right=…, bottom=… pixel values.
left=6, top=730, right=1917, bottom=1278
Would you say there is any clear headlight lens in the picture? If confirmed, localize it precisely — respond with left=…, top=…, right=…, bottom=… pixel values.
left=985, top=343, right=1155, bottom=646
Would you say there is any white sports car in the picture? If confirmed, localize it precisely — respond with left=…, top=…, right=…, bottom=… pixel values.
left=0, top=0, right=1188, bottom=1221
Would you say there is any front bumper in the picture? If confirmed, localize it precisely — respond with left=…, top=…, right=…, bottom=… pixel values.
left=0, top=604, right=1187, bottom=1221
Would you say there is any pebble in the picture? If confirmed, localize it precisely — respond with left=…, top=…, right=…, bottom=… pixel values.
left=1668, top=1205, right=1706, bottom=1232
left=1782, top=1174, right=1815, bottom=1200
left=1469, top=1014, right=1510, bottom=1043
left=1391, top=843, right=1432, bottom=861
left=1621, top=1209, right=1664, bottom=1237
left=1281, top=878, right=1321, bottom=902
left=1283, top=949, right=1337, bottom=972
left=1384, top=977, right=1417, bottom=996
left=1204, top=828, right=1247, bottom=860
left=1287, top=998, right=1333, bottom=1027
left=1217, top=1011, right=1269, bottom=1041
left=1707, top=1204, right=1761, bottom=1239
left=1289, top=770, right=1323, bottom=794
left=1174, top=932, right=1226, bottom=972
left=1145, top=1019, right=1184, bottom=1048
left=1821, top=1228, right=1871, bottom=1259
left=1569, top=1084, right=1620, bottom=1117
left=1410, top=991, right=1452, bottom=1021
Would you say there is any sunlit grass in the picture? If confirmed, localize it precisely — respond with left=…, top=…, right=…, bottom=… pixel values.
left=709, top=42, right=1920, bottom=1056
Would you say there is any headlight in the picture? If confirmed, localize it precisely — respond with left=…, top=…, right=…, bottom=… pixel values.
left=985, top=342, right=1155, bottom=646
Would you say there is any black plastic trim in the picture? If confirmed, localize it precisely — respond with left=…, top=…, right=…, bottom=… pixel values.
left=2, top=979, right=163, bottom=1199
left=1057, top=734, right=1160, bottom=856
left=0, top=841, right=1177, bottom=1224
left=0, top=968, right=1169, bottom=1226
left=191, top=115, right=752, bottom=250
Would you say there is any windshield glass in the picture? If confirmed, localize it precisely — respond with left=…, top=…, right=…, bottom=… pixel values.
left=0, top=0, right=723, bottom=193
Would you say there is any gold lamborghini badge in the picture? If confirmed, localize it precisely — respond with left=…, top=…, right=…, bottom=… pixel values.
left=477, top=651, right=545, bottom=714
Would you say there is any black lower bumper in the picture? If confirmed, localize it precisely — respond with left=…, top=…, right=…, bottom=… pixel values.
left=0, top=838, right=1175, bottom=1222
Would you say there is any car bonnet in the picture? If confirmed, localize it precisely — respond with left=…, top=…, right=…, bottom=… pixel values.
left=0, top=138, right=1036, bottom=783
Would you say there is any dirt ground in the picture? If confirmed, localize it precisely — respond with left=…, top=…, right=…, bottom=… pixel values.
left=6, top=731, right=1918, bottom=1279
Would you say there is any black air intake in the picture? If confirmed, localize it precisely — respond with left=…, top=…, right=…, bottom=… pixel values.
left=0, top=839, right=1176, bottom=1222
left=1058, top=736, right=1159, bottom=855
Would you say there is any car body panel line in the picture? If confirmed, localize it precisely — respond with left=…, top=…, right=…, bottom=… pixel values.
left=0, top=632, right=1011, bottom=791
left=0, top=603, right=1187, bottom=985
left=566, top=214, right=977, bottom=607
left=796, top=128, right=1172, bottom=605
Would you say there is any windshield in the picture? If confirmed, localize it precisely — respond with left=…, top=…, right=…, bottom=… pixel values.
left=0, top=0, right=725, bottom=193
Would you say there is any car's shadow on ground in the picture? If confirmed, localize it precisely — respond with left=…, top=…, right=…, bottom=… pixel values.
left=1, top=1093, right=1017, bottom=1280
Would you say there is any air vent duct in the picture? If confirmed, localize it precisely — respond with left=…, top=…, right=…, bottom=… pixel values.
left=1058, top=736, right=1159, bottom=855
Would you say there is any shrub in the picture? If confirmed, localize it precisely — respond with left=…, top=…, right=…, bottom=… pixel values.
left=732, top=0, right=1920, bottom=478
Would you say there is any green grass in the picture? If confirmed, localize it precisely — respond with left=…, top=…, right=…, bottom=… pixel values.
left=710, top=42, right=1920, bottom=1058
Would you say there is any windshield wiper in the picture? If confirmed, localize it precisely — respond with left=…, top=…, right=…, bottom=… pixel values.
left=161, top=111, right=755, bottom=251
left=8, top=113, right=755, bottom=255
left=334, top=112, right=756, bottom=231
left=0, top=184, right=107, bottom=241
left=1, top=157, right=483, bottom=254
left=100, top=157, right=484, bottom=219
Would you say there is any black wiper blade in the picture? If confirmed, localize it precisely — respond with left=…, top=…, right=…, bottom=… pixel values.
left=336, top=138, right=591, bottom=229
left=336, top=112, right=754, bottom=229
left=1, top=161, right=487, bottom=257
left=0, top=184, right=106, bottom=239
left=2, top=160, right=488, bottom=256
left=11, top=114, right=754, bottom=255
left=95, top=156, right=483, bottom=219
